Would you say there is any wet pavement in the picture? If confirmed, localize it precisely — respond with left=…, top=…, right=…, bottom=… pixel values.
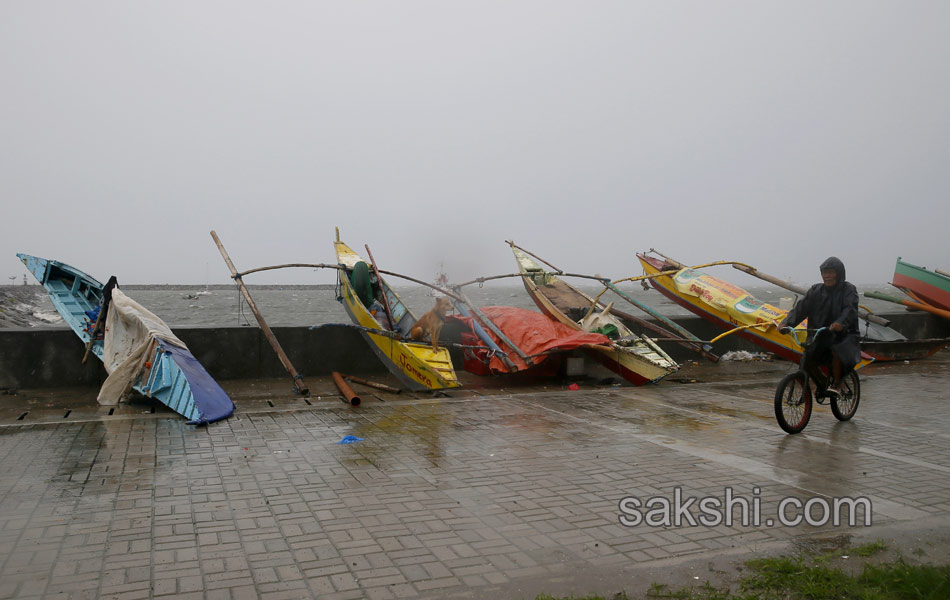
left=1, top=353, right=950, bottom=599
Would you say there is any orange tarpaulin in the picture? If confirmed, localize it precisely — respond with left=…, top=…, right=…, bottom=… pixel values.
left=448, top=306, right=610, bottom=373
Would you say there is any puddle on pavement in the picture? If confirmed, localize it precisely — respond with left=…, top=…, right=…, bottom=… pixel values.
left=614, top=409, right=716, bottom=432
left=338, top=404, right=453, bottom=468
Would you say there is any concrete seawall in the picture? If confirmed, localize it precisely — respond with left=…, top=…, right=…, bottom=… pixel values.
left=1, top=312, right=947, bottom=389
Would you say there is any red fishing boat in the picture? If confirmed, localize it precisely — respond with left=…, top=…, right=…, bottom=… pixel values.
left=892, top=257, right=950, bottom=311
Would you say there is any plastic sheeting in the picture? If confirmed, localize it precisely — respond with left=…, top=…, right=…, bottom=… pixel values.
left=162, top=343, right=235, bottom=424
left=448, top=306, right=610, bottom=373
left=98, top=288, right=186, bottom=405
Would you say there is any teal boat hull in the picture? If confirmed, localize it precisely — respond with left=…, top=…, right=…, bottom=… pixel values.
left=17, top=253, right=234, bottom=424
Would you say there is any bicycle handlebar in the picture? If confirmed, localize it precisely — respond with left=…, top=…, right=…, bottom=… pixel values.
left=779, top=326, right=828, bottom=346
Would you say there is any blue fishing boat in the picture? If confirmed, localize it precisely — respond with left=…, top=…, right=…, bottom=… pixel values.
left=17, top=253, right=234, bottom=424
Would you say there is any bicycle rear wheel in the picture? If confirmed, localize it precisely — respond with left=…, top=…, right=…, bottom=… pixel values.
left=774, top=372, right=812, bottom=434
left=830, top=371, right=860, bottom=421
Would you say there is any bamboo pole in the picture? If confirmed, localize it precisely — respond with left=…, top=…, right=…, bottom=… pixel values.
left=507, top=242, right=717, bottom=361
left=864, top=291, right=950, bottom=319
left=309, top=323, right=495, bottom=353
left=210, top=230, right=309, bottom=395
left=454, top=272, right=524, bottom=288
left=236, top=263, right=342, bottom=277
left=597, top=302, right=718, bottom=361
left=603, top=281, right=717, bottom=360
left=732, top=263, right=892, bottom=328
left=82, top=276, right=118, bottom=365
left=451, top=301, right=519, bottom=371
left=453, top=286, right=534, bottom=367
left=709, top=321, right=782, bottom=344
left=642, top=253, right=893, bottom=329
left=364, top=244, right=397, bottom=329
left=342, top=374, right=401, bottom=394
left=731, top=263, right=807, bottom=294
left=505, top=240, right=563, bottom=272
left=82, top=306, right=105, bottom=365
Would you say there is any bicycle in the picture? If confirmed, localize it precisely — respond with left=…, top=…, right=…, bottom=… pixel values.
left=773, top=327, right=861, bottom=434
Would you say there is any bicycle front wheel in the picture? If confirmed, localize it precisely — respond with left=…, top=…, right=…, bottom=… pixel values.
left=831, top=371, right=860, bottom=421
left=774, top=372, right=812, bottom=434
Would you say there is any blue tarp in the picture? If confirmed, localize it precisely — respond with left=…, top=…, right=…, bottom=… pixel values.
left=163, top=343, right=235, bottom=425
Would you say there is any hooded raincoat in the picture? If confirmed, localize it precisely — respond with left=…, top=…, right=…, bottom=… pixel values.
left=782, top=257, right=862, bottom=372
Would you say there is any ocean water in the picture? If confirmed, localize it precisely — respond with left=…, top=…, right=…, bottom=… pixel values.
left=101, top=283, right=675, bottom=328
left=6, top=281, right=906, bottom=329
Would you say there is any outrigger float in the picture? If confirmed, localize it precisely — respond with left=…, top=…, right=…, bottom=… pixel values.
left=17, top=253, right=234, bottom=424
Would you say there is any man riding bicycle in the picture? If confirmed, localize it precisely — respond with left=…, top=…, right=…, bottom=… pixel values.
left=777, top=257, right=861, bottom=396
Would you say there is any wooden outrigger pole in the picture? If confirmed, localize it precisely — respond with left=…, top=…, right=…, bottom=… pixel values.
left=729, top=262, right=892, bottom=328
left=210, top=230, right=310, bottom=395
left=359, top=243, right=526, bottom=371
left=451, top=286, right=530, bottom=370
left=504, top=242, right=719, bottom=362
left=364, top=244, right=397, bottom=330
left=643, top=250, right=895, bottom=329
left=864, top=291, right=950, bottom=320
left=210, top=232, right=535, bottom=379
left=329, top=258, right=529, bottom=372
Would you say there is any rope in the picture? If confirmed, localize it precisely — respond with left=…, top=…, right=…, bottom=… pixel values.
left=235, top=283, right=251, bottom=326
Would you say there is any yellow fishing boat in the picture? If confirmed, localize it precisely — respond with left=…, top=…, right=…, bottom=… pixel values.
left=637, top=252, right=874, bottom=369
left=334, top=230, right=460, bottom=391
left=637, top=252, right=805, bottom=361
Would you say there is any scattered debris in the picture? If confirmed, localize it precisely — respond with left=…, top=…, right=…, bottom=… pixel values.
left=721, top=350, right=772, bottom=362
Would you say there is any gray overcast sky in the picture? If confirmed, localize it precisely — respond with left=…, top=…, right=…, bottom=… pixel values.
left=2, top=1, right=947, bottom=288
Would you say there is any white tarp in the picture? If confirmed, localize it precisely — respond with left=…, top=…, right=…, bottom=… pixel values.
left=97, top=288, right=186, bottom=405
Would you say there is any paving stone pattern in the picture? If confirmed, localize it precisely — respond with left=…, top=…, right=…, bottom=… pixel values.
left=1, top=359, right=949, bottom=599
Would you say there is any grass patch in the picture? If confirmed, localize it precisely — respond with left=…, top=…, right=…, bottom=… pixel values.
left=536, top=594, right=630, bottom=600
left=646, top=581, right=738, bottom=599
left=646, top=540, right=950, bottom=600
left=851, top=540, right=888, bottom=557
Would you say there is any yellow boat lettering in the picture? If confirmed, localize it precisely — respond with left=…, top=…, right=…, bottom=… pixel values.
left=398, top=353, right=433, bottom=388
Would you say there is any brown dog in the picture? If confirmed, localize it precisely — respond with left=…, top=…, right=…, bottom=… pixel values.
left=408, top=297, right=453, bottom=350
